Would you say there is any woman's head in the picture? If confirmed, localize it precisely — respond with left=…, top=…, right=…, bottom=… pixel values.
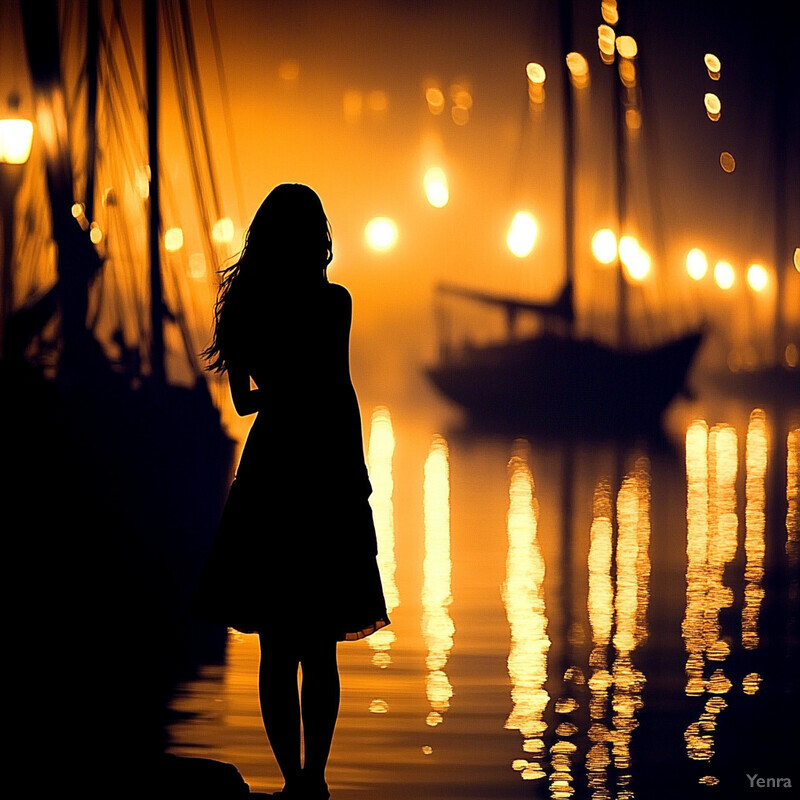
left=203, top=183, right=332, bottom=371
left=243, top=183, right=332, bottom=274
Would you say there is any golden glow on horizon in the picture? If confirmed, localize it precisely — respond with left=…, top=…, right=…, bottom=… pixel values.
left=0, top=118, right=34, bottom=164
left=714, top=260, right=735, bottom=290
left=503, top=440, right=549, bottom=780
left=422, top=435, right=454, bottom=728
left=507, top=211, right=538, bottom=258
left=687, top=248, right=708, bottom=280
left=164, top=227, right=184, bottom=252
left=747, top=263, right=769, bottom=292
left=364, top=216, right=398, bottom=252
left=424, top=166, right=449, bottom=208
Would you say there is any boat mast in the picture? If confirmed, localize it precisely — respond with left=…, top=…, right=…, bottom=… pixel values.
left=613, top=8, right=629, bottom=349
left=559, top=0, right=576, bottom=327
left=145, top=0, right=165, bottom=385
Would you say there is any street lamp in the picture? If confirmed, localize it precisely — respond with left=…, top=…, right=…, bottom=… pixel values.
left=1, top=105, right=34, bottom=357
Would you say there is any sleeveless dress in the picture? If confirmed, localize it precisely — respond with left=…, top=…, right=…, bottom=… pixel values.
left=191, top=280, right=390, bottom=640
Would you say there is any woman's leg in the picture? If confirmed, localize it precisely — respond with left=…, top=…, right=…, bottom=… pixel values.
left=258, top=635, right=303, bottom=791
left=299, top=639, right=340, bottom=794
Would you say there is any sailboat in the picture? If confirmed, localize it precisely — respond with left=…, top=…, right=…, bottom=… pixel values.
left=425, top=1, right=704, bottom=436
left=3, top=0, right=235, bottom=778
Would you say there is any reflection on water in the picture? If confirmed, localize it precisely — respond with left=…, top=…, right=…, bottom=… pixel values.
left=167, top=401, right=799, bottom=799
left=421, top=435, right=455, bottom=731
left=503, top=440, right=550, bottom=780
left=366, top=407, right=398, bottom=679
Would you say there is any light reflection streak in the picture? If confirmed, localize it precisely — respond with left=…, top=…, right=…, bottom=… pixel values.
left=610, top=458, right=650, bottom=788
left=743, top=410, right=767, bottom=650
left=683, top=420, right=739, bottom=779
left=503, top=440, right=550, bottom=782
left=584, top=457, right=651, bottom=799
left=422, top=435, right=454, bottom=729
left=587, top=479, right=613, bottom=796
left=366, top=407, right=399, bottom=674
left=787, top=426, right=799, bottom=570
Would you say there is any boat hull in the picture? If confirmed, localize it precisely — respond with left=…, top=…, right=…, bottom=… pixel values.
left=426, top=330, right=704, bottom=435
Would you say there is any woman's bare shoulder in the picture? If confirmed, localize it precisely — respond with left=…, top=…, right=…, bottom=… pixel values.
left=325, top=281, right=353, bottom=308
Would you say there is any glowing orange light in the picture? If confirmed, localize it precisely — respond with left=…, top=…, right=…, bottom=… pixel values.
left=365, top=217, right=398, bottom=252
left=714, top=260, right=735, bottom=290
left=425, top=86, right=445, bottom=115
left=793, top=247, right=799, bottom=272
left=704, top=53, right=721, bottom=79
left=424, top=167, right=449, bottom=208
left=367, top=90, right=389, bottom=113
left=705, top=93, right=721, bottom=121
left=686, top=248, right=708, bottom=280
left=601, top=0, right=619, bottom=25
left=507, top=211, right=538, bottom=258
left=89, top=223, right=102, bottom=244
left=592, top=228, right=617, bottom=264
left=164, top=227, right=184, bottom=252
left=598, top=25, right=616, bottom=63
left=616, top=35, right=638, bottom=60
left=720, top=151, right=736, bottom=172
left=212, top=217, right=235, bottom=244
left=566, top=52, right=589, bottom=88
left=343, top=89, right=363, bottom=122
left=0, top=118, right=34, bottom=164
left=188, top=252, right=206, bottom=279
left=747, top=263, right=769, bottom=292
left=71, top=202, right=84, bottom=218
left=526, top=63, right=546, bottom=105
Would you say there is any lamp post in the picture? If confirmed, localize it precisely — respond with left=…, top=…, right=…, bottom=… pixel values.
left=0, top=105, right=34, bottom=358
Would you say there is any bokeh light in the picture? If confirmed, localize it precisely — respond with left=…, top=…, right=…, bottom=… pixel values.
left=686, top=248, right=708, bottom=280
left=746, top=263, right=768, bottom=292
left=592, top=228, right=617, bottom=265
left=212, top=217, right=235, bottom=244
left=365, top=217, right=398, bottom=252
left=424, top=167, right=449, bottom=208
left=714, top=260, right=735, bottom=290
left=506, top=211, right=538, bottom=258
left=164, top=227, right=184, bottom=252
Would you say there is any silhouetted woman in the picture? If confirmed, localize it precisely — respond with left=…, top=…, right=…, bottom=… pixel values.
left=193, top=183, right=390, bottom=799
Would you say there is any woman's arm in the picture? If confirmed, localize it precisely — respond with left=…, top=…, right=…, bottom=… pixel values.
left=228, top=362, right=263, bottom=416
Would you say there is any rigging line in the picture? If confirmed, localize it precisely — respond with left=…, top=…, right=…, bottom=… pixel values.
left=177, top=0, right=223, bottom=221
left=205, top=0, right=247, bottom=226
left=162, top=3, right=217, bottom=268
left=110, top=0, right=146, bottom=111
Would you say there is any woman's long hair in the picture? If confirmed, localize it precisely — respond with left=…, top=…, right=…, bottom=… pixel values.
left=203, top=183, right=333, bottom=373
